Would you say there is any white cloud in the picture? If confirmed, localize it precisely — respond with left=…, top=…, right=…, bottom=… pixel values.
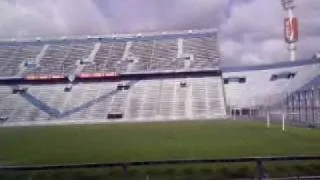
left=107, top=0, right=226, bottom=32
left=0, top=0, right=111, bottom=38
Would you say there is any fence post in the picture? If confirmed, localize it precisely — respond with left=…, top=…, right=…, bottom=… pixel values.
left=123, top=164, right=128, bottom=180
left=256, top=159, right=264, bottom=180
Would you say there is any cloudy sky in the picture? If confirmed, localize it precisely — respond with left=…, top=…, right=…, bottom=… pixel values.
left=0, top=0, right=319, bottom=66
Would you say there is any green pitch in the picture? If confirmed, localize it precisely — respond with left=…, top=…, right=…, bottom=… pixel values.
left=0, top=120, right=319, bottom=165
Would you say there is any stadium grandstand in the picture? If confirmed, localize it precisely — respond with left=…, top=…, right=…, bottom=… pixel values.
left=0, top=28, right=319, bottom=127
left=0, top=29, right=226, bottom=126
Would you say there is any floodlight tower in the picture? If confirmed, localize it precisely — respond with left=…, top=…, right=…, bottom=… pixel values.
left=281, top=0, right=299, bottom=61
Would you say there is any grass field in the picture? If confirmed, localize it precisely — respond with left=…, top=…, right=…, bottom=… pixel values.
left=0, top=120, right=319, bottom=165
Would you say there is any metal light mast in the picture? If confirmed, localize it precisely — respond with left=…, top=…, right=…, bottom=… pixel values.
left=281, top=0, right=299, bottom=61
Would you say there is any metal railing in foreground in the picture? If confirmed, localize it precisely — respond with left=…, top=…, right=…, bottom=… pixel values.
left=0, top=155, right=319, bottom=180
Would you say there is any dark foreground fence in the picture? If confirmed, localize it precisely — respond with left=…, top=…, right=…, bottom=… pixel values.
left=1, top=156, right=320, bottom=180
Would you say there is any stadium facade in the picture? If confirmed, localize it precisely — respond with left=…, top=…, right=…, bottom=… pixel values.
left=0, top=29, right=319, bottom=126
left=223, top=59, right=320, bottom=108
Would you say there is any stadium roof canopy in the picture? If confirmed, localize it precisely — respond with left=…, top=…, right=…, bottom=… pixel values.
left=0, top=28, right=218, bottom=46
left=221, top=58, right=320, bottom=73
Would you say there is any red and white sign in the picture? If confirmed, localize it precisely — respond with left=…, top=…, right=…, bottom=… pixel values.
left=25, top=75, right=64, bottom=80
left=284, top=17, right=298, bottom=43
left=78, top=72, right=118, bottom=79
left=24, top=72, right=117, bottom=81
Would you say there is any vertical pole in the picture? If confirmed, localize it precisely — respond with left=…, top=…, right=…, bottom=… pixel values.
left=298, top=91, right=301, bottom=122
left=256, top=159, right=263, bottom=180
left=311, top=88, right=315, bottom=125
left=304, top=91, right=308, bottom=123
left=282, top=113, right=285, bottom=131
left=123, top=165, right=128, bottom=180
left=318, top=89, right=320, bottom=123
left=292, top=93, right=296, bottom=121
left=289, top=43, right=296, bottom=61
left=286, top=92, right=290, bottom=122
left=232, top=109, right=235, bottom=120
left=267, top=112, right=270, bottom=128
